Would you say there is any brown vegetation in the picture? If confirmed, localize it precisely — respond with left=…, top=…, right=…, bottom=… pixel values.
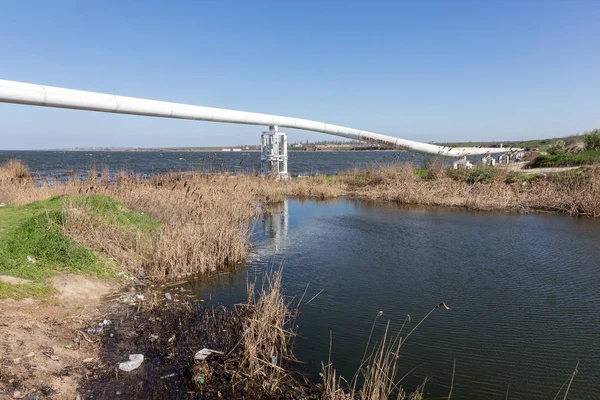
left=237, top=269, right=297, bottom=394
left=2, top=159, right=600, bottom=283
left=334, top=163, right=600, bottom=218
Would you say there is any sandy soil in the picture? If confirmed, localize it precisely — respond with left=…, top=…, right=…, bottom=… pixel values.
left=498, top=162, right=580, bottom=174
left=0, top=275, right=119, bottom=400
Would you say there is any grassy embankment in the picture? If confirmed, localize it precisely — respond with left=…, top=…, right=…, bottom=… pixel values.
left=0, top=195, right=159, bottom=299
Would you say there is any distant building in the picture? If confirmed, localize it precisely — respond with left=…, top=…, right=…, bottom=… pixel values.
left=453, top=156, right=473, bottom=169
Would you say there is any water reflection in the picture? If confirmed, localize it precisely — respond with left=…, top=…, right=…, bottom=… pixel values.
left=261, top=199, right=289, bottom=254
left=184, top=199, right=600, bottom=400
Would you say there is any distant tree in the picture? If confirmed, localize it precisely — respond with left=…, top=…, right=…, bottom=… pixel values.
left=583, top=129, right=600, bottom=150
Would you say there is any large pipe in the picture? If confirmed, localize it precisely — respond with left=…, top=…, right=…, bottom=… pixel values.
left=0, top=79, right=513, bottom=157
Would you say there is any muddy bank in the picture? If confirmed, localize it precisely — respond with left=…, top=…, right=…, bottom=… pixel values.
left=0, top=276, right=119, bottom=400
left=79, top=298, right=317, bottom=400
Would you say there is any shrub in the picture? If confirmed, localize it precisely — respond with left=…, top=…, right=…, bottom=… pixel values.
left=529, top=150, right=600, bottom=168
left=465, top=166, right=495, bottom=184
left=547, top=140, right=566, bottom=155
left=584, top=129, right=600, bottom=151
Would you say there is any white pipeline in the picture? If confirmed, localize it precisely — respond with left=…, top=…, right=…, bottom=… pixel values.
left=0, top=79, right=514, bottom=157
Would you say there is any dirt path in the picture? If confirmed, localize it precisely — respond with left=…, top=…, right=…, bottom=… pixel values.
left=498, top=162, right=579, bottom=174
left=0, top=276, right=119, bottom=400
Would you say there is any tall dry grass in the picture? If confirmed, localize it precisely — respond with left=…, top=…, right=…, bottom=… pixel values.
left=336, top=163, right=600, bottom=218
left=2, top=160, right=600, bottom=280
left=322, top=304, right=450, bottom=400
left=61, top=199, right=155, bottom=272
left=235, top=269, right=297, bottom=394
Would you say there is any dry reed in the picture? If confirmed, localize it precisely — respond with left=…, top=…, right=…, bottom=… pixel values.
left=2, top=159, right=600, bottom=280
left=321, top=303, right=451, bottom=400
left=235, top=269, right=297, bottom=394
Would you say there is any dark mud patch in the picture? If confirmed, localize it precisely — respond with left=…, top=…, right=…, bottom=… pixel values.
left=79, top=301, right=319, bottom=399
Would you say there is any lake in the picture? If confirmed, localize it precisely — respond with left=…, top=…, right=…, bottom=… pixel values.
left=184, top=199, right=600, bottom=399
left=0, top=150, right=423, bottom=180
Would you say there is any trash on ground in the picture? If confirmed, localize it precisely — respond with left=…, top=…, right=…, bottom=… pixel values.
left=26, top=255, right=36, bottom=263
left=164, top=292, right=172, bottom=301
left=86, top=327, right=103, bottom=334
left=118, top=354, right=144, bottom=372
left=194, top=348, right=224, bottom=361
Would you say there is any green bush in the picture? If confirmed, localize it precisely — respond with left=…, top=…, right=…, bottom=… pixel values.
left=547, top=140, right=566, bottom=155
left=465, top=166, right=495, bottom=184
left=529, top=150, right=600, bottom=168
left=584, top=129, right=600, bottom=151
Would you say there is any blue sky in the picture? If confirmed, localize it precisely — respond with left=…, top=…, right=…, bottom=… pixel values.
left=0, top=0, right=599, bottom=149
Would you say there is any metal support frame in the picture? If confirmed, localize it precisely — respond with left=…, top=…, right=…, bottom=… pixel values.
left=261, top=125, right=288, bottom=178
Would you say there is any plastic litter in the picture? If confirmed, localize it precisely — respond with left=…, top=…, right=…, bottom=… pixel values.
left=164, top=292, right=172, bottom=301
left=194, top=348, right=224, bottom=361
left=86, top=327, right=103, bottom=334
left=26, top=255, right=36, bottom=263
left=118, top=354, right=144, bottom=372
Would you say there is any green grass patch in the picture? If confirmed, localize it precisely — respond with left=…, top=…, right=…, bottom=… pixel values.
left=447, top=166, right=496, bottom=184
left=0, top=205, right=112, bottom=281
left=504, top=172, right=539, bottom=184
left=0, top=196, right=63, bottom=235
left=413, top=168, right=428, bottom=179
left=70, top=195, right=160, bottom=233
left=323, top=174, right=336, bottom=184
left=529, top=150, right=600, bottom=168
left=0, top=195, right=160, bottom=285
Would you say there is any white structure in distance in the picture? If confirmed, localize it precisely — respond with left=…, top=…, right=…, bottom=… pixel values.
left=261, top=126, right=288, bottom=178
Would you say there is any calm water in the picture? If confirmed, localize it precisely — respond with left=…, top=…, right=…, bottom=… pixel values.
left=0, top=150, right=422, bottom=179
left=183, top=200, right=600, bottom=399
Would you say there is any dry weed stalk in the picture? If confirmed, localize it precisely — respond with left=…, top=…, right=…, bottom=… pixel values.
left=237, top=269, right=297, bottom=394
left=322, top=303, right=451, bottom=400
